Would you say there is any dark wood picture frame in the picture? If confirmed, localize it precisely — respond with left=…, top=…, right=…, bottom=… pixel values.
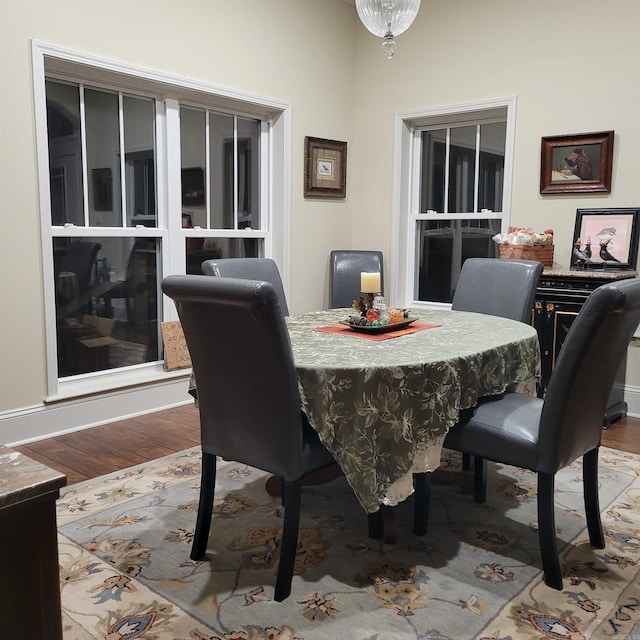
left=540, top=130, right=614, bottom=194
left=570, top=207, right=639, bottom=271
left=304, top=136, right=347, bottom=198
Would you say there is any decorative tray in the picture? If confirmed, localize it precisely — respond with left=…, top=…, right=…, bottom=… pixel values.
left=338, top=317, right=417, bottom=334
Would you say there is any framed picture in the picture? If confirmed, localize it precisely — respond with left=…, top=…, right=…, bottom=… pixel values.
left=304, top=136, right=347, bottom=198
left=540, top=130, right=614, bottom=194
left=570, top=208, right=639, bottom=270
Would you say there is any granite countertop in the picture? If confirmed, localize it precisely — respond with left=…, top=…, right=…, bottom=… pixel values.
left=0, top=445, right=66, bottom=509
left=542, top=268, right=638, bottom=280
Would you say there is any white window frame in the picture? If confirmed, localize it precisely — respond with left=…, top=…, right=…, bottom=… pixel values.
left=390, top=97, right=517, bottom=310
left=32, top=40, right=292, bottom=401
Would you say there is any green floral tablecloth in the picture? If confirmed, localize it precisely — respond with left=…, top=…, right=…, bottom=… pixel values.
left=286, top=308, right=541, bottom=513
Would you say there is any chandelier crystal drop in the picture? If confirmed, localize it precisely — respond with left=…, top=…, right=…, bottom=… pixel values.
left=356, top=0, right=421, bottom=59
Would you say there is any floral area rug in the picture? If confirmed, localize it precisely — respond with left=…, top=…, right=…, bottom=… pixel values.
left=57, top=446, right=640, bottom=639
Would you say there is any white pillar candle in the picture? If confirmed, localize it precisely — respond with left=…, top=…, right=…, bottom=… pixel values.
left=361, top=271, right=381, bottom=293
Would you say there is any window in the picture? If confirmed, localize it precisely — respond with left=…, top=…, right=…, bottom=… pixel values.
left=179, top=106, right=263, bottom=274
left=395, top=98, right=515, bottom=307
left=47, top=79, right=163, bottom=379
left=33, top=42, right=289, bottom=399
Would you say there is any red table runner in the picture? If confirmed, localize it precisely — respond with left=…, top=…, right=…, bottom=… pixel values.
left=313, top=321, right=441, bottom=341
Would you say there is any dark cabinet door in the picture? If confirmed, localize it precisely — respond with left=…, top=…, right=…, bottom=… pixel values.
left=534, top=277, right=629, bottom=426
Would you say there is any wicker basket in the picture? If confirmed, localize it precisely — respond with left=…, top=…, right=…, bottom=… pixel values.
left=498, top=243, right=554, bottom=268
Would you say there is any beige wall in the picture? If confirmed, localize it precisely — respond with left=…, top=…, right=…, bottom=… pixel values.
left=0, top=0, right=638, bottom=421
left=349, top=0, right=640, bottom=388
left=0, top=0, right=357, bottom=415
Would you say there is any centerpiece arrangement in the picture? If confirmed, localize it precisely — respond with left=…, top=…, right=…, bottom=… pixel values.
left=341, top=272, right=414, bottom=333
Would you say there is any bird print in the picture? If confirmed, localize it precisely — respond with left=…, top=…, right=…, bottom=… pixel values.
left=599, top=238, right=620, bottom=263
left=584, top=236, right=592, bottom=259
left=596, top=227, right=617, bottom=240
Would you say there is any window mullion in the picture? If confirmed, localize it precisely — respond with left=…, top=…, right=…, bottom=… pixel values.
left=260, top=119, right=269, bottom=237
left=79, top=85, right=89, bottom=226
left=233, top=115, right=238, bottom=230
left=118, top=92, right=127, bottom=226
left=443, top=128, right=451, bottom=214
left=474, top=124, right=480, bottom=214
left=205, top=110, right=211, bottom=229
left=410, top=129, right=422, bottom=303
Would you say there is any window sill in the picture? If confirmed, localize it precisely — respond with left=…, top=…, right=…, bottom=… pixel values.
left=45, top=363, right=191, bottom=404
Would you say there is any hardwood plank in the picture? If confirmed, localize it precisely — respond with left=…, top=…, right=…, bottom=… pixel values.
left=14, top=438, right=112, bottom=483
left=129, top=422, right=200, bottom=451
left=13, top=404, right=201, bottom=483
left=54, top=429, right=149, bottom=467
left=75, top=420, right=181, bottom=460
left=602, top=416, right=640, bottom=455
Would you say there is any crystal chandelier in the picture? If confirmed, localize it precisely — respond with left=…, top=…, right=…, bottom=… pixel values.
left=356, top=0, right=421, bottom=59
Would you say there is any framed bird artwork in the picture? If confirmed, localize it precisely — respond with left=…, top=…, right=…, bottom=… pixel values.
left=571, top=208, right=639, bottom=271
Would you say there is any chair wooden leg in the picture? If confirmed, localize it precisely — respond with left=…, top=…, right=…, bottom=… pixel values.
left=274, top=479, right=302, bottom=602
left=413, top=472, right=431, bottom=536
left=537, top=472, right=563, bottom=590
left=583, top=448, right=605, bottom=549
left=367, top=507, right=396, bottom=543
left=190, top=452, right=216, bottom=561
left=473, top=457, right=487, bottom=503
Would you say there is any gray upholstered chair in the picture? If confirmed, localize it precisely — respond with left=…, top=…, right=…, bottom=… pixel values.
left=429, top=278, right=640, bottom=590
left=330, top=250, right=384, bottom=309
left=201, top=257, right=289, bottom=316
left=161, top=275, right=335, bottom=601
left=451, top=257, right=543, bottom=323
left=442, top=258, right=544, bottom=473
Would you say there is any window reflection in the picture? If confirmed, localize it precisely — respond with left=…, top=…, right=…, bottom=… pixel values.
left=180, top=107, right=260, bottom=231
left=415, top=219, right=500, bottom=303
left=123, top=95, right=156, bottom=226
left=46, top=80, right=84, bottom=226
left=420, top=122, right=505, bottom=214
left=448, top=126, right=477, bottom=213
left=54, top=237, right=161, bottom=377
left=85, top=88, right=122, bottom=227
left=185, top=237, right=261, bottom=275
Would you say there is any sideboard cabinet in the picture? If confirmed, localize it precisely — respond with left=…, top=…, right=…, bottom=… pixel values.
left=533, top=269, right=637, bottom=426
left=0, top=446, right=66, bottom=640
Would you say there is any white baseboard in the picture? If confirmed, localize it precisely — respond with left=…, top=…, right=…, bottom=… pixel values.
left=1, top=381, right=638, bottom=448
left=0, top=377, right=194, bottom=447
left=624, top=384, right=640, bottom=418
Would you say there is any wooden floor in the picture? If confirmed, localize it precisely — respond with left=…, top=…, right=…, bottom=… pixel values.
left=14, top=405, right=201, bottom=485
left=12, top=405, right=640, bottom=485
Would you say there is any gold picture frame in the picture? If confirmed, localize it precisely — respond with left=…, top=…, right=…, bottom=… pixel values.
left=304, top=136, right=347, bottom=198
left=540, top=130, right=614, bottom=195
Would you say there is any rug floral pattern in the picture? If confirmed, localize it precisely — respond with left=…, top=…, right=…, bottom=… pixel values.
left=57, top=447, right=640, bottom=639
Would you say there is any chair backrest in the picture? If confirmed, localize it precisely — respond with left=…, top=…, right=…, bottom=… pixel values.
left=201, top=258, right=289, bottom=316
left=55, top=241, right=102, bottom=295
left=452, top=258, right=543, bottom=323
left=161, top=275, right=306, bottom=479
left=539, top=278, right=640, bottom=474
left=330, top=250, right=384, bottom=309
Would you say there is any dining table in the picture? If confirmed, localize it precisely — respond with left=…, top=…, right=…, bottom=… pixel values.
left=284, top=308, right=540, bottom=514
left=189, top=306, right=541, bottom=523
